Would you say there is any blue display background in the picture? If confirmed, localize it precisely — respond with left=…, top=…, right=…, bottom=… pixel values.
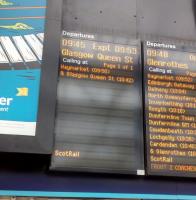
left=0, top=0, right=46, bottom=36
left=0, top=9, right=46, bottom=19
left=0, top=69, right=40, bottom=122
left=0, top=18, right=45, bottom=36
left=0, top=0, right=46, bottom=122
left=0, top=0, right=46, bottom=7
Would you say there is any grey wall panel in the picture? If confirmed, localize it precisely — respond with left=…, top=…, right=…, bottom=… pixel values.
left=63, top=0, right=137, bottom=38
left=46, top=0, right=63, bottom=20
left=138, top=0, right=196, bottom=40
left=60, top=0, right=196, bottom=40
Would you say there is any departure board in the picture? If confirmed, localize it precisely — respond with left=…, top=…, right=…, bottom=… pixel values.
left=144, top=40, right=196, bottom=177
left=50, top=31, right=144, bottom=174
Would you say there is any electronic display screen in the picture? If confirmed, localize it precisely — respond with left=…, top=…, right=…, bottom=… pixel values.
left=144, top=40, right=196, bottom=177
left=0, top=0, right=55, bottom=153
left=50, top=30, right=144, bottom=174
left=0, top=0, right=45, bottom=137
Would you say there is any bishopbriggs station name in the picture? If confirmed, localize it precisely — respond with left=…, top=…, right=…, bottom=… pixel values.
left=147, top=41, right=176, bottom=49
